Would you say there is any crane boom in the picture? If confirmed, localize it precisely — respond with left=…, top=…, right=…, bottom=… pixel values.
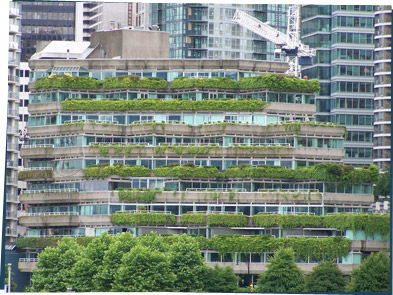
left=232, top=7, right=315, bottom=77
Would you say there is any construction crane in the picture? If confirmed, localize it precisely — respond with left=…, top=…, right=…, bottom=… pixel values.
left=232, top=6, right=315, bottom=78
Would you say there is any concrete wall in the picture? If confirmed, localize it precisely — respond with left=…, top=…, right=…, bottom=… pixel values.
left=88, top=29, right=170, bottom=59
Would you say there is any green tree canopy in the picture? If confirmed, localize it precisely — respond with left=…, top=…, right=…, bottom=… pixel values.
left=346, top=251, right=391, bottom=292
left=93, top=232, right=137, bottom=291
left=305, top=260, right=346, bottom=292
left=31, top=238, right=82, bottom=292
left=168, top=234, right=209, bottom=291
left=257, top=248, right=305, bottom=293
left=203, top=264, right=238, bottom=292
left=374, top=168, right=391, bottom=200
left=70, top=232, right=114, bottom=292
left=112, top=244, right=176, bottom=292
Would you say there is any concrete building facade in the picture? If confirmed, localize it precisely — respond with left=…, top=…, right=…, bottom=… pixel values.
left=15, top=54, right=387, bottom=277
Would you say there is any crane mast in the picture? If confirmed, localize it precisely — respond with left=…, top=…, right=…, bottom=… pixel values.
left=232, top=6, right=315, bottom=78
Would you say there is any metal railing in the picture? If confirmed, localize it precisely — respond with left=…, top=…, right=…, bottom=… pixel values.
left=6, top=177, right=18, bottom=185
left=7, top=109, right=18, bottom=117
left=6, top=194, right=18, bottom=202
left=8, top=91, right=19, bottom=99
left=19, top=258, right=38, bottom=263
left=9, top=8, right=20, bottom=16
left=7, top=143, right=19, bottom=151
left=116, top=210, right=172, bottom=214
left=24, top=167, right=53, bottom=171
left=7, top=126, right=18, bottom=134
left=89, top=142, right=150, bottom=147
left=9, top=41, right=19, bottom=50
left=19, top=212, right=79, bottom=217
left=23, top=144, right=54, bottom=149
left=186, top=188, right=247, bottom=192
left=257, top=188, right=319, bottom=193
left=229, top=143, right=291, bottom=147
left=8, top=75, right=19, bottom=83
left=9, top=24, right=20, bottom=33
left=6, top=160, right=18, bottom=167
left=22, top=188, right=79, bottom=194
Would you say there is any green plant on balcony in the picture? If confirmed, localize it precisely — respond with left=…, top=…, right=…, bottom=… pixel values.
left=117, top=188, right=161, bottom=203
left=180, top=213, right=207, bottom=225
left=207, top=213, right=247, bottom=227
left=61, top=98, right=269, bottom=112
left=111, top=212, right=176, bottom=226
left=18, top=169, right=54, bottom=180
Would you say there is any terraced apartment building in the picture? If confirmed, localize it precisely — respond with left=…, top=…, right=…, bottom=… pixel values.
left=16, top=48, right=388, bottom=283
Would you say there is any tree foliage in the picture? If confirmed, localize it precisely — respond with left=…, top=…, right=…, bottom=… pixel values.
left=31, top=238, right=82, bottom=292
left=257, top=248, right=305, bottom=293
left=305, top=261, right=346, bottom=292
left=168, top=235, right=209, bottom=292
left=112, top=244, right=176, bottom=292
left=346, top=251, right=391, bottom=292
left=373, top=168, right=391, bottom=200
left=203, top=265, right=238, bottom=292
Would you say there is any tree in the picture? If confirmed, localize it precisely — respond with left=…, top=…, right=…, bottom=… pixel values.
left=374, top=168, right=390, bottom=201
left=203, top=264, right=238, bottom=292
left=93, top=232, right=137, bottom=291
left=257, top=248, right=305, bottom=293
left=305, top=261, right=346, bottom=292
left=346, top=251, right=390, bottom=292
left=71, top=232, right=114, bottom=292
left=112, top=244, right=176, bottom=292
left=168, top=234, right=209, bottom=292
left=31, top=238, right=82, bottom=292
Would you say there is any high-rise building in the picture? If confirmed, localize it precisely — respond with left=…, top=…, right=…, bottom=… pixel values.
left=20, top=1, right=76, bottom=62
left=20, top=2, right=130, bottom=60
left=301, top=5, right=375, bottom=166
left=141, top=4, right=288, bottom=60
left=373, top=5, right=391, bottom=170
left=7, top=1, right=22, bottom=244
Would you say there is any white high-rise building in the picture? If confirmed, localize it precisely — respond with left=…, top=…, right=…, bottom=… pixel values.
left=7, top=1, right=22, bottom=244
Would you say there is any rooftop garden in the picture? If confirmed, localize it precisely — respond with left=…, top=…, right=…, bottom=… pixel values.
left=83, top=163, right=379, bottom=185
left=61, top=98, right=269, bottom=112
left=34, top=74, right=320, bottom=93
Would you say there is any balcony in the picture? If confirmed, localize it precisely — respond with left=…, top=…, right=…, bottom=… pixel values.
left=6, top=194, right=18, bottom=202
left=7, top=126, right=18, bottom=135
left=8, top=91, right=19, bottom=99
left=6, top=177, right=18, bottom=185
left=6, top=160, right=18, bottom=168
left=9, top=24, right=20, bottom=33
left=7, top=108, right=18, bottom=118
left=7, top=143, right=19, bottom=152
left=18, top=259, right=38, bottom=273
left=18, top=212, right=80, bottom=227
left=8, top=75, right=19, bottom=83
left=6, top=211, right=18, bottom=219
left=9, top=8, right=20, bottom=17
left=9, top=41, right=19, bottom=50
